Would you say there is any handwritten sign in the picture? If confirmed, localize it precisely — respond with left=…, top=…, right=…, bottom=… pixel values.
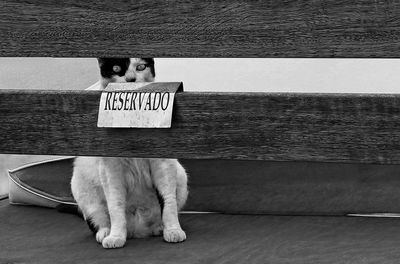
left=97, top=82, right=182, bottom=128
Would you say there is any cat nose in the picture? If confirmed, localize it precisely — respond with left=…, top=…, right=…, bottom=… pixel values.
left=125, top=76, right=136, bottom=82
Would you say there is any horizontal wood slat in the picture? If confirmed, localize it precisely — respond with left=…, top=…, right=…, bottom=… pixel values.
left=2, top=0, right=400, bottom=57
left=1, top=86, right=400, bottom=163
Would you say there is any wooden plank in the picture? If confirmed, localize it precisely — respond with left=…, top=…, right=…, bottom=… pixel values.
left=1, top=87, right=400, bottom=163
left=2, top=0, right=400, bottom=57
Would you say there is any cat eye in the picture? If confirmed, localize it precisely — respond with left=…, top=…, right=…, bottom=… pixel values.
left=136, top=64, right=147, bottom=71
left=113, top=65, right=121, bottom=73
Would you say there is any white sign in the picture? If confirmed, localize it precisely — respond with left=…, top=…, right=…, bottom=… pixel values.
left=97, top=83, right=181, bottom=128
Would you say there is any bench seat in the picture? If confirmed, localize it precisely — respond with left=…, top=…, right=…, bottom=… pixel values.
left=1, top=199, right=400, bottom=263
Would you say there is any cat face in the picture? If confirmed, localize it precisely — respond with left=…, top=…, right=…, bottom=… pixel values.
left=97, top=58, right=155, bottom=89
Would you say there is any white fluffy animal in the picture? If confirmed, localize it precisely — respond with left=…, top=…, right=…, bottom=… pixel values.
left=71, top=58, right=188, bottom=249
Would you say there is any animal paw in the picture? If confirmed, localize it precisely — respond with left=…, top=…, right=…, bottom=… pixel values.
left=163, top=228, right=186, bottom=243
left=96, top=227, right=110, bottom=243
left=102, top=235, right=126, bottom=249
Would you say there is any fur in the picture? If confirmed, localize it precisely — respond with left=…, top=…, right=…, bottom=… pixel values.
left=97, top=58, right=155, bottom=89
left=71, top=58, right=188, bottom=249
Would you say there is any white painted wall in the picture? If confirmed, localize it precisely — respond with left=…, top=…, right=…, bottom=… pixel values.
left=1, top=58, right=400, bottom=93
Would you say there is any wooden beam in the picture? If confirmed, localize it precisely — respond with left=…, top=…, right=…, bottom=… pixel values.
left=1, top=85, right=400, bottom=163
left=2, top=0, right=400, bottom=57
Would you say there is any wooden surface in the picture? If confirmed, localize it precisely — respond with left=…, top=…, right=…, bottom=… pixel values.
left=2, top=87, right=400, bottom=163
left=3, top=200, right=400, bottom=264
left=2, top=0, right=400, bottom=57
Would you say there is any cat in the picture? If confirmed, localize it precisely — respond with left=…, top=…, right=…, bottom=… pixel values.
left=71, top=58, right=188, bottom=249
left=97, top=58, right=156, bottom=89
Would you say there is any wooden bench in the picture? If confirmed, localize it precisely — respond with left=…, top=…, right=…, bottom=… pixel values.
left=2, top=1, right=400, bottom=263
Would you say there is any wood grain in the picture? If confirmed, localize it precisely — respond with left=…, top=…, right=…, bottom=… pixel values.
left=1, top=86, right=400, bottom=163
left=2, top=0, right=400, bottom=57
